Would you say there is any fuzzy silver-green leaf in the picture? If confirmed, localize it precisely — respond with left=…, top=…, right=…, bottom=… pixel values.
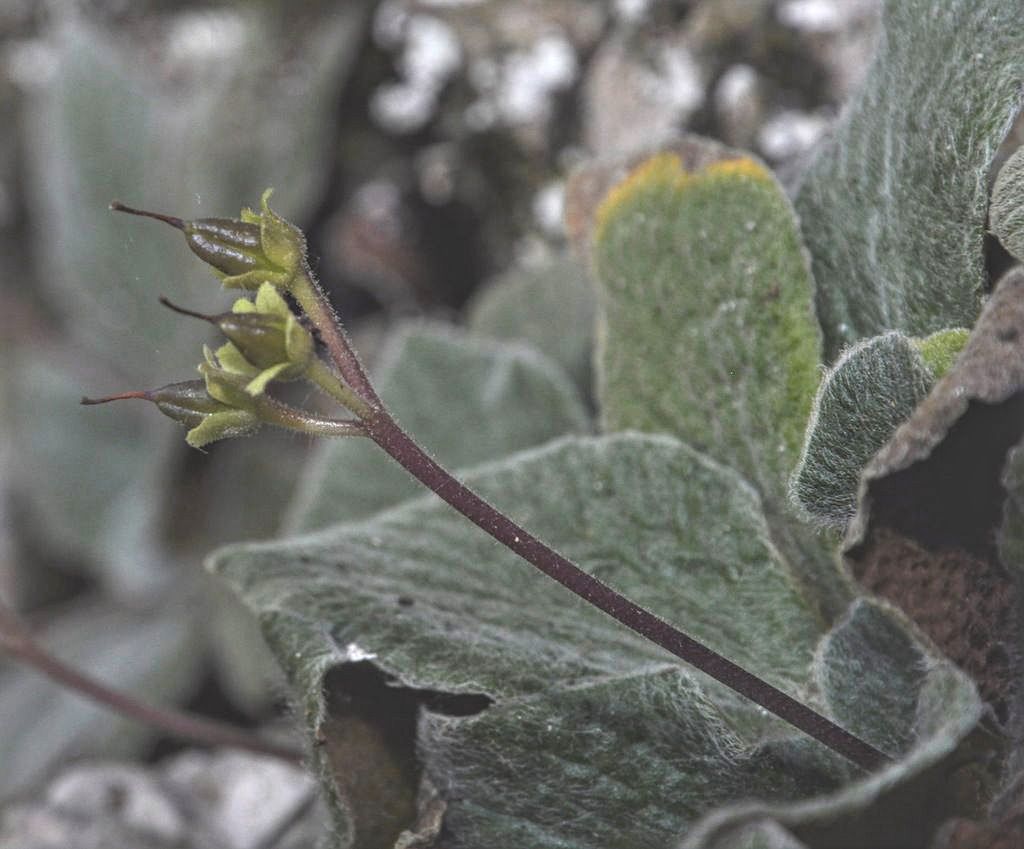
left=213, top=433, right=829, bottom=848
left=467, top=254, right=596, bottom=397
left=790, top=333, right=935, bottom=529
left=991, top=145, right=1024, bottom=262
left=285, top=323, right=590, bottom=532
left=795, top=0, right=1024, bottom=357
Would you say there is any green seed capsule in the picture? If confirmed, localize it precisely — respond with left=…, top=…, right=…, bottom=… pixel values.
left=160, top=284, right=315, bottom=396
left=188, top=218, right=262, bottom=248
left=111, top=189, right=306, bottom=291
left=149, top=379, right=228, bottom=427
left=185, top=222, right=264, bottom=277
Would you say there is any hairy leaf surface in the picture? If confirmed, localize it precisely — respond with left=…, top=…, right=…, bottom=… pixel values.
left=791, top=333, right=935, bottom=529
left=991, top=145, right=1024, bottom=262
left=214, top=434, right=830, bottom=847
left=467, top=255, right=596, bottom=398
left=593, top=152, right=821, bottom=497
left=684, top=601, right=984, bottom=849
left=589, top=145, right=847, bottom=619
left=845, top=269, right=1024, bottom=724
left=795, top=0, right=1024, bottom=357
left=286, top=324, right=590, bottom=532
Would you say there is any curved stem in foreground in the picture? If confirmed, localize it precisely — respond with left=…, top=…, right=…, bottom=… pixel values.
left=293, top=273, right=891, bottom=774
left=363, top=410, right=890, bottom=774
left=0, top=604, right=302, bottom=766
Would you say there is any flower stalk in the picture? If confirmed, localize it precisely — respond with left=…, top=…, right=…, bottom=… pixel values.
left=0, top=602, right=302, bottom=765
left=94, top=192, right=892, bottom=774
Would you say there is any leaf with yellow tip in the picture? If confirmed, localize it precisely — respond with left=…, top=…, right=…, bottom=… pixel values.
left=593, top=145, right=820, bottom=508
left=591, top=142, right=846, bottom=617
left=594, top=153, right=692, bottom=243
left=702, top=158, right=775, bottom=182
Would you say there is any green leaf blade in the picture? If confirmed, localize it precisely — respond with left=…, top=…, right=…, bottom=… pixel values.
left=467, top=254, right=596, bottom=398
left=593, top=151, right=821, bottom=506
left=589, top=147, right=848, bottom=619
left=684, top=601, right=985, bottom=849
left=790, top=332, right=935, bottom=529
left=286, top=324, right=591, bottom=532
left=795, top=0, right=1024, bottom=356
left=213, top=433, right=827, bottom=847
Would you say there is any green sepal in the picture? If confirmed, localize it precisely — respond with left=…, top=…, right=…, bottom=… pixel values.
left=210, top=282, right=314, bottom=393
left=198, top=357, right=259, bottom=410
left=244, top=361, right=291, bottom=396
left=284, top=314, right=314, bottom=364
left=185, top=408, right=261, bottom=449
left=254, top=188, right=306, bottom=279
left=212, top=341, right=260, bottom=378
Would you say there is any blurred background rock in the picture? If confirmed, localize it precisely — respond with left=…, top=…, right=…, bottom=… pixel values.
left=0, top=0, right=880, bottom=845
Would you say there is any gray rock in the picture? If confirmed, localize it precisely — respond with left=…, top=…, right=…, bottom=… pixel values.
left=757, top=109, right=831, bottom=162
left=713, top=63, right=764, bottom=148
left=1, top=749, right=323, bottom=849
left=162, top=751, right=316, bottom=849
left=47, top=764, right=184, bottom=844
left=583, top=32, right=705, bottom=157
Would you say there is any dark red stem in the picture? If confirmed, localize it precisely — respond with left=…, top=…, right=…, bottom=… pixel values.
left=110, top=201, right=185, bottom=230
left=81, top=391, right=149, bottom=405
left=0, top=605, right=302, bottom=765
left=158, top=295, right=217, bottom=322
left=363, top=410, right=890, bottom=773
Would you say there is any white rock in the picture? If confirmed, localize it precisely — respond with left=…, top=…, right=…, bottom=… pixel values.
left=613, top=0, right=653, bottom=23
left=757, top=110, right=830, bottom=161
left=584, top=35, right=705, bottom=157
left=371, top=14, right=462, bottom=133
left=714, top=63, right=762, bottom=147
left=46, top=764, right=184, bottom=844
left=163, top=751, right=315, bottom=849
left=496, top=34, right=578, bottom=126
left=533, top=181, right=566, bottom=237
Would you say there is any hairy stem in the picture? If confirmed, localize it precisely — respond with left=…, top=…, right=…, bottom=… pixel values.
left=297, top=268, right=890, bottom=773
left=363, top=410, right=890, bottom=773
left=0, top=603, right=302, bottom=765
left=307, top=358, right=375, bottom=418
left=257, top=392, right=367, bottom=438
left=291, top=274, right=380, bottom=408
